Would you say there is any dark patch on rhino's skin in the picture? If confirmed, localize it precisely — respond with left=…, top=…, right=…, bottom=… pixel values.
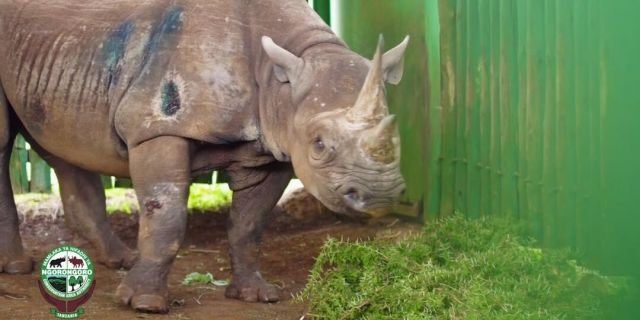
left=161, top=80, right=181, bottom=116
left=25, top=97, right=47, bottom=132
left=102, top=20, right=135, bottom=89
left=141, top=6, right=184, bottom=70
left=144, top=199, right=163, bottom=217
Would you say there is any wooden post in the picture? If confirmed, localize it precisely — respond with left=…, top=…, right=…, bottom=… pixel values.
left=28, top=149, right=51, bottom=193
left=114, top=178, right=132, bottom=188
left=101, top=175, right=113, bottom=189
left=192, top=173, right=212, bottom=184
left=9, top=135, right=29, bottom=193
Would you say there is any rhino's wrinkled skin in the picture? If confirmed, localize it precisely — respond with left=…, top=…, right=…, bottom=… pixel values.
left=0, top=0, right=408, bottom=312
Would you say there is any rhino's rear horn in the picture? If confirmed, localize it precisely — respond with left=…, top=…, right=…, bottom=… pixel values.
left=361, top=115, right=399, bottom=164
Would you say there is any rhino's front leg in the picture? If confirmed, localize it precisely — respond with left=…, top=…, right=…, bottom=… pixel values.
left=225, top=162, right=293, bottom=302
left=115, top=136, right=191, bottom=313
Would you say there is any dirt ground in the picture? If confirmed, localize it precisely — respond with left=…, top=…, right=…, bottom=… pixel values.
left=0, top=201, right=420, bottom=320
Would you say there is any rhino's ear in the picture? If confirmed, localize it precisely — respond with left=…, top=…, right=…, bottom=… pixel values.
left=262, top=36, right=303, bottom=83
left=382, top=36, right=410, bottom=85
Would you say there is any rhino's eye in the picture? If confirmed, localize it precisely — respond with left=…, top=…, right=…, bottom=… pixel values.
left=313, top=137, right=325, bottom=153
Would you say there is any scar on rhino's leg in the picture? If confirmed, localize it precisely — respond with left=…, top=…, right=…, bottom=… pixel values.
left=144, top=199, right=163, bottom=216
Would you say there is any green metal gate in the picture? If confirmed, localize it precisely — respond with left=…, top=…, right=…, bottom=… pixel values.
left=332, top=1, right=639, bottom=316
left=434, top=0, right=640, bottom=286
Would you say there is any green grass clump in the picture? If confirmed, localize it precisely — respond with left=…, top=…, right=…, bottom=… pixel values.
left=14, top=193, right=52, bottom=206
left=104, top=184, right=232, bottom=214
left=182, top=272, right=215, bottom=285
left=15, top=184, right=232, bottom=215
left=105, top=188, right=137, bottom=214
left=187, top=183, right=232, bottom=212
left=301, top=215, right=623, bottom=320
left=181, top=272, right=229, bottom=287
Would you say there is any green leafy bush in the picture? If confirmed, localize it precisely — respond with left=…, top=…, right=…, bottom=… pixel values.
left=187, top=183, right=232, bottom=212
left=104, top=184, right=232, bottom=214
left=301, top=215, right=624, bottom=319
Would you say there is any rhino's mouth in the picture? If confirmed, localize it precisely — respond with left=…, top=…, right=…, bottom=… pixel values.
left=311, top=183, right=399, bottom=220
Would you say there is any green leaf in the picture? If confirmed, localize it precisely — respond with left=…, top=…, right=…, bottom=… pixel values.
left=182, top=272, right=215, bottom=285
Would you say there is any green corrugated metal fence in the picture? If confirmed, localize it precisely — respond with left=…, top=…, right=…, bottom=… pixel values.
left=9, top=135, right=51, bottom=193
left=332, top=2, right=639, bottom=315
left=437, top=0, right=639, bottom=279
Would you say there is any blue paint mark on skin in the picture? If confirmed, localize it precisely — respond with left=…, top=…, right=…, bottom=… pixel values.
left=141, top=6, right=184, bottom=70
left=161, top=80, right=181, bottom=116
left=102, top=20, right=135, bottom=87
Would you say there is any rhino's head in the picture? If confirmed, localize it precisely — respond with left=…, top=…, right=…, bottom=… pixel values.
left=262, top=35, right=409, bottom=218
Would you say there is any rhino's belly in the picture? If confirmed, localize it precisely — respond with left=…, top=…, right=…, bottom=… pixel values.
left=12, top=99, right=130, bottom=177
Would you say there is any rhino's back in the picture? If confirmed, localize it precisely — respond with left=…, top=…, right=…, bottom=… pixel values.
left=0, top=0, right=259, bottom=175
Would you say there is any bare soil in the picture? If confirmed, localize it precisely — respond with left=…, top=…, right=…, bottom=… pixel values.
left=0, top=202, right=420, bottom=320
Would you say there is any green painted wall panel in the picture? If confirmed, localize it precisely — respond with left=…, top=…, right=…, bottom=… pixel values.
left=9, top=136, right=28, bottom=193
left=310, top=0, right=331, bottom=25
left=438, top=0, right=640, bottom=275
left=334, top=3, right=640, bottom=309
left=28, top=149, right=51, bottom=193
left=439, top=0, right=640, bottom=316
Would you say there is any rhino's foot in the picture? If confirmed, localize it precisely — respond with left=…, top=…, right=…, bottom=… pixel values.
left=116, top=284, right=168, bottom=313
left=115, top=262, right=169, bottom=313
left=97, top=241, right=138, bottom=270
left=225, top=273, right=280, bottom=303
left=0, top=255, right=34, bottom=274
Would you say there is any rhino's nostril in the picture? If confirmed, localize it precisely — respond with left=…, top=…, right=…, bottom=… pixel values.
left=343, top=188, right=364, bottom=210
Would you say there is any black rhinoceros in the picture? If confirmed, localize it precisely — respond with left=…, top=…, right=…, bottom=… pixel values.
left=0, top=0, right=408, bottom=312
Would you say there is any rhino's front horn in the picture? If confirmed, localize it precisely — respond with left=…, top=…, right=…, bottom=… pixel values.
left=361, top=115, right=399, bottom=164
left=347, top=35, right=410, bottom=124
left=347, top=35, right=387, bottom=124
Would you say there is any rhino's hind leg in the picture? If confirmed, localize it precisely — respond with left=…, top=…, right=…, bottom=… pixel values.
left=116, top=136, right=190, bottom=313
left=0, top=148, right=33, bottom=274
left=47, top=156, right=137, bottom=269
left=224, top=162, right=292, bottom=303
left=0, top=88, right=33, bottom=274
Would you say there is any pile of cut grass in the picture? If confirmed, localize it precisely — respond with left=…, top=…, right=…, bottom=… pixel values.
left=301, top=215, right=625, bottom=319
